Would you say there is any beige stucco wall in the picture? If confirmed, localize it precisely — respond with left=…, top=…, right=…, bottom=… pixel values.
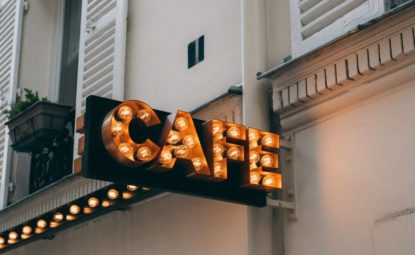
left=125, top=0, right=242, bottom=112
left=284, top=69, right=415, bottom=254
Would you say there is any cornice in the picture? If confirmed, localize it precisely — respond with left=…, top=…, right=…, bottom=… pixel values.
left=271, top=6, right=415, bottom=129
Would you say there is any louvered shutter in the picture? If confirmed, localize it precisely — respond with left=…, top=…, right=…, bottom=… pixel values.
left=291, top=0, right=384, bottom=57
left=75, top=0, right=127, bottom=118
left=0, top=0, right=23, bottom=209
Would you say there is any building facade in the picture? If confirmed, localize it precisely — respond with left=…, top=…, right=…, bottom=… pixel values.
left=0, top=0, right=414, bottom=254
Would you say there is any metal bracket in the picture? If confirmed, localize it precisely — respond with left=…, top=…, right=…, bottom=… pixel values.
left=267, top=135, right=297, bottom=221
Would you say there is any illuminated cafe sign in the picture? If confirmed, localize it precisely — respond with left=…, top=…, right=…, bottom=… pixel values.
left=76, top=96, right=281, bottom=207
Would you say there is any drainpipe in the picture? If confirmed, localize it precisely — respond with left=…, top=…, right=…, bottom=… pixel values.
left=241, top=0, right=284, bottom=255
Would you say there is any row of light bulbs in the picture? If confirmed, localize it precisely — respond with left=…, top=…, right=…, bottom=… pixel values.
left=0, top=185, right=148, bottom=249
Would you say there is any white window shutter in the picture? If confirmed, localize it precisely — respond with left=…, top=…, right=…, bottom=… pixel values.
left=0, top=0, right=24, bottom=209
left=75, top=0, right=128, bottom=118
left=291, top=0, right=385, bottom=57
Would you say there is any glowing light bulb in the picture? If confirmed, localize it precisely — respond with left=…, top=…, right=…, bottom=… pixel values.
left=111, top=122, right=124, bottom=135
left=22, top=226, right=32, bottom=235
left=213, top=143, right=224, bottom=155
left=167, top=131, right=181, bottom=144
left=69, top=205, right=81, bottom=215
left=50, top=221, right=60, bottom=228
left=37, top=219, right=47, bottom=229
left=8, top=232, right=18, bottom=240
left=118, top=106, right=133, bottom=120
left=136, top=146, right=152, bottom=161
left=138, top=109, right=151, bottom=122
left=260, top=155, right=274, bottom=167
left=192, top=157, right=204, bottom=171
left=182, top=135, right=195, bottom=148
left=142, top=187, right=150, bottom=191
left=213, top=163, right=224, bottom=177
left=83, top=207, right=93, bottom=214
left=250, top=172, right=261, bottom=184
left=174, top=145, right=188, bottom=157
left=249, top=151, right=260, bottom=164
left=107, top=189, right=119, bottom=200
left=262, top=175, right=278, bottom=187
left=249, top=131, right=259, bottom=142
left=127, top=185, right=138, bottom=191
left=118, top=143, right=132, bottom=155
left=66, top=215, right=76, bottom=221
left=21, top=234, right=30, bottom=239
left=122, top=192, right=134, bottom=199
left=159, top=150, right=173, bottom=165
left=226, top=126, right=240, bottom=138
left=226, top=147, right=240, bottom=160
left=212, top=123, right=223, bottom=136
left=88, top=197, right=99, bottom=208
left=261, top=135, right=275, bottom=147
left=174, top=117, right=188, bottom=130
left=0, top=237, right=5, bottom=245
left=53, top=212, right=64, bottom=222
left=102, top=200, right=111, bottom=208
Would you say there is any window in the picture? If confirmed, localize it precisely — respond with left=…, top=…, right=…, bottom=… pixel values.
left=59, top=0, right=82, bottom=107
left=6, top=0, right=81, bottom=204
left=188, top=35, right=205, bottom=69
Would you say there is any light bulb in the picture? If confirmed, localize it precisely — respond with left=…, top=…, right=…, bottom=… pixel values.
left=66, top=215, right=76, bottom=221
left=88, top=197, right=99, bottom=208
left=226, top=147, right=240, bottom=160
left=69, top=205, right=81, bottom=215
left=249, top=151, right=260, bottom=164
left=107, top=189, right=119, bottom=200
left=111, top=122, right=124, bottom=135
left=50, top=221, right=60, bottom=228
left=142, top=187, right=150, bottom=191
left=83, top=207, right=93, bottom=214
left=262, top=175, right=278, bottom=187
left=174, top=145, right=188, bottom=157
left=102, top=200, right=111, bottom=208
left=213, top=143, right=224, bottom=155
left=159, top=150, right=173, bottom=164
left=174, top=117, right=188, bottom=130
left=0, top=237, right=5, bottom=245
left=213, top=163, right=224, bottom=177
left=118, top=106, right=133, bottom=120
left=118, top=143, right=132, bottom=155
left=167, top=131, right=181, bottom=145
left=22, top=226, right=32, bottom=235
left=53, top=212, right=64, bottom=222
left=138, top=109, right=151, bottom=122
left=249, top=131, right=259, bottom=142
left=250, top=172, right=261, bottom=184
left=192, top=157, right=203, bottom=171
left=226, top=126, right=240, bottom=138
left=261, top=135, right=275, bottom=147
left=21, top=234, right=30, bottom=239
left=182, top=135, right=195, bottom=148
left=126, top=185, right=138, bottom=191
left=136, top=146, right=152, bottom=161
left=260, top=155, right=274, bottom=167
left=212, top=123, right=223, bottom=136
left=122, top=192, right=134, bottom=199
left=37, top=219, right=47, bottom=229
left=8, top=232, right=18, bottom=240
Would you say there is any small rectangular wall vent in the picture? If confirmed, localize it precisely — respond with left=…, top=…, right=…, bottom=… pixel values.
left=188, top=35, right=205, bottom=69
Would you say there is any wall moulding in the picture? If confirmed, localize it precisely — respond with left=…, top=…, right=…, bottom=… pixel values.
left=270, top=5, right=415, bottom=132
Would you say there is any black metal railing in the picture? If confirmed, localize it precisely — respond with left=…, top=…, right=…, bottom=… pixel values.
left=29, top=110, right=74, bottom=193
